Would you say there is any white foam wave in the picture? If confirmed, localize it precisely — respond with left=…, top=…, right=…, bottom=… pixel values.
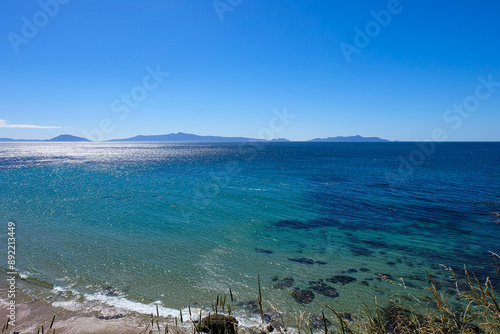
left=52, top=300, right=95, bottom=312
left=50, top=286, right=264, bottom=330
left=84, top=293, right=192, bottom=318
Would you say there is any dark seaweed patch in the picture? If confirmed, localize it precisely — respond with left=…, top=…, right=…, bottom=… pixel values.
left=405, top=261, right=415, bottom=268
left=273, top=220, right=304, bottom=229
left=349, top=246, right=374, bottom=256
left=273, top=217, right=339, bottom=230
left=273, top=277, right=295, bottom=289
left=327, top=275, right=357, bottom=284
left=255, top=248, right=273, bottom=254
left=308, top=315, right=332, bottom=329
left=291, top=287, right=315, bottom=304
left=309, top=285, right=339, bottom=298
left=288, top=258, right=315, bottom=265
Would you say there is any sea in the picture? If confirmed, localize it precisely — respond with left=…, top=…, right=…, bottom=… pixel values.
left=0, top=142, right=499, bottom=325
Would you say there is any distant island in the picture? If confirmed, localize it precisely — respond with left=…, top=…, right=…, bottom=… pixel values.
left=0, top=134, right=90, bottom=142
left=309, top=135, right=389, bottom=142
left=110, top=133, right=388, bottom=142
left=109, top=132, right=267, bottom=143
left=0, top=133, right=389, bottom=142
left=49, top=134, right=91, bottom=142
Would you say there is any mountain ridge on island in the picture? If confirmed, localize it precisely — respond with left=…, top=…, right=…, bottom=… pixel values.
left=0, top=133, right=390, bottom=142
left=0, top=134, right=90, bottom=142
left=109, top=132, right=270, bottom=142
left=110, top=133, right=389, bottom=142
left=49, top=134, right=91, bottom=142
left=309, top=135, right=389, bottom=142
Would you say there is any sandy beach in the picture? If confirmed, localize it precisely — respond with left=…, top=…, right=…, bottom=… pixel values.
left=0, top=283, right=154, bottom=334
left=0, top=277, right=199, bottom=334
left=0, top=277, right=262, bottom=334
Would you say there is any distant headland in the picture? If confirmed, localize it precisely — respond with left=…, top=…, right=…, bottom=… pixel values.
left=0, top=134, right=90, bottom=142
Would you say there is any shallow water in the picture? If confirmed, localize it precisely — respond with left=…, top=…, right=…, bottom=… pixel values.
left=0, top=142, right=499, bottom=319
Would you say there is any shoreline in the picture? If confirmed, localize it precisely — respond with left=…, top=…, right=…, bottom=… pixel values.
left=0, top=279, right=166, bottom=334
left=2, top=258, right=500, bottom=334
left=0, top=277, right=262, bottom=334
left=0, top=289, right=146, bottom=334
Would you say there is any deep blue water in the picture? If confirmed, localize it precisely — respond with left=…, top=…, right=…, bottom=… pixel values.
left=0, top=142, right=499, bottom=316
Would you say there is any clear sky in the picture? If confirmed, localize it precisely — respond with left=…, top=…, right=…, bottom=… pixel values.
left=1, top=0, right=499, bottom=141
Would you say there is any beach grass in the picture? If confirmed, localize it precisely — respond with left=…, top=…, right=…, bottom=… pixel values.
left=320, top=252, right=500, bottom=334
left=200, top=252, right=500, bottom=334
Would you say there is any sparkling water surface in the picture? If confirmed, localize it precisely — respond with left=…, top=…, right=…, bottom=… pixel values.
left=1, top=142, right=499, bottom=317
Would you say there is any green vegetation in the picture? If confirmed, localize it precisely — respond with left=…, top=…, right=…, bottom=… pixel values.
left=189, top=253, right=500, bottom=334
left=22, top=276, right=55, bottom=290
left=209, top=252, right=500, bottom=334
left=321, top=252, right=500, bottom=334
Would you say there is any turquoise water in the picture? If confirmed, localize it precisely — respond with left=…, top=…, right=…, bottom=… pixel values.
left=0, top=142, right=499, bottom=318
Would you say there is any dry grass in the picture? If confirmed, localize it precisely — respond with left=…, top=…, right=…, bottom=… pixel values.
left=320, top=252, right=500, bottom=334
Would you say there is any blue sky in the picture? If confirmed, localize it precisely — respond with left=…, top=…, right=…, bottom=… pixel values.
left=1, top=0, right=499, bottom=141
